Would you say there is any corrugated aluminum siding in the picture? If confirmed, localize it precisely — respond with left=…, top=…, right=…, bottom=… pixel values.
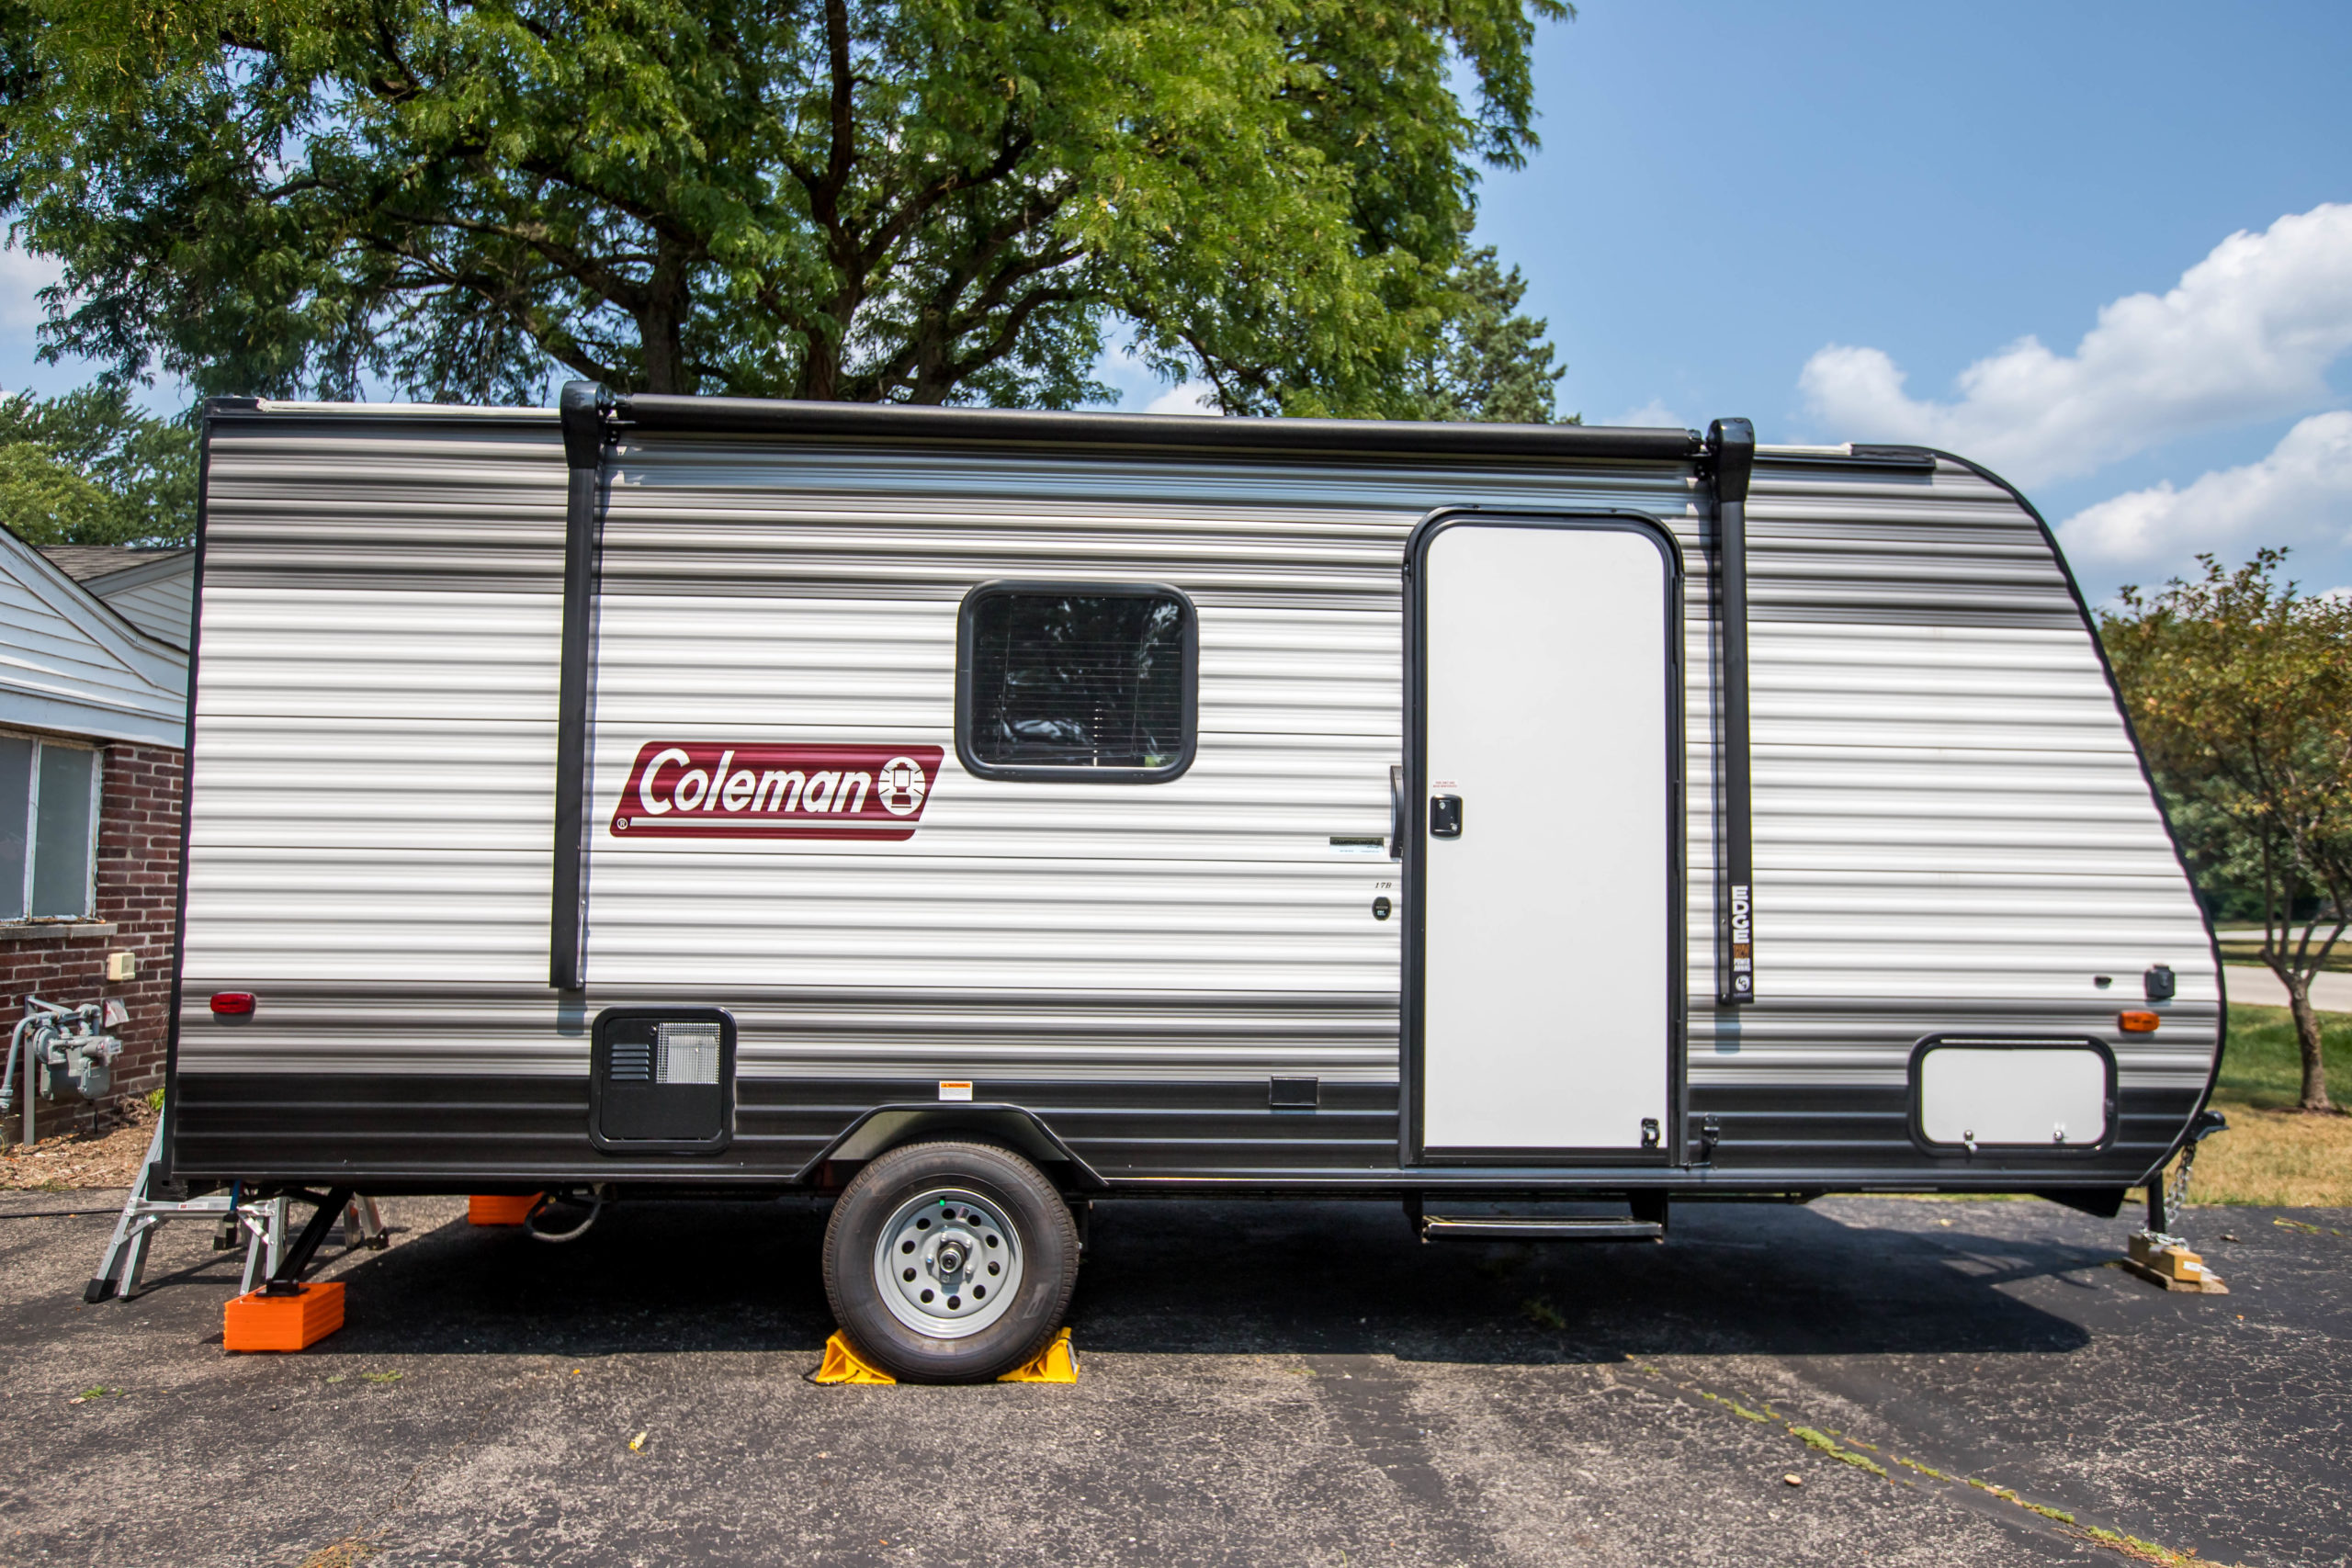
left=571, top=437, right=2215, bottom=1102
left=581, top=440, right=1685, bottom=1087
left=1733, top=458, right=2215, bottom=1112
left=178, top=412, right=579, bottom=1074
left=177, top=414, right=2216, bottom=1145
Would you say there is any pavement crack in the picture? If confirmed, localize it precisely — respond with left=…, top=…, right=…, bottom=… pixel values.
left=1629, top=1360, right=2240, bottom=1566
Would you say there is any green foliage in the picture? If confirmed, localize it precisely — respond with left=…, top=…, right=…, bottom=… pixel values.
left=0, top=384, right=196, bottom=545
left=2104, top=549, right=2352, bottom=961
left=0, top=0, right=1573, bottom=414
left=2103, top=548, right=2352, bottom=1109
left=1405, top=245, right=1573, bottom=423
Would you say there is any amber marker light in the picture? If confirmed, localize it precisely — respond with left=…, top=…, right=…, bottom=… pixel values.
left=2118, top=1010, right=2160, bottom=1032
left=209, top=992, right=256, bottom=1016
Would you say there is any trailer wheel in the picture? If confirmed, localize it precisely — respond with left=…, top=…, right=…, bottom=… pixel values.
left=821, top=1139, right=1080, bottom=1383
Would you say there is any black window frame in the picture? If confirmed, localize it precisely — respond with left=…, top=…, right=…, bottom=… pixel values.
left=955, top=579, right=1199, bottom=784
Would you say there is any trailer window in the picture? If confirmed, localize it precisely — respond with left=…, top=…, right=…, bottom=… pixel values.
left=0, top=734, right=100, bottom=921
left=957, top=583, right=1196, bottom=780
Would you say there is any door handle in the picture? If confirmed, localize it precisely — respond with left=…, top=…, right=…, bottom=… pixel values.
left=1430, top=795, right=1464, bottom=839
left=1390, top=765, right=1405, bottom=860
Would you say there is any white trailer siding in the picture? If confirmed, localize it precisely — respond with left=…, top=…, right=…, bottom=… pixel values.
left=179, top=412, right=581, bottom=1075
left=1733, top=462, right=2216, bottom=1113
left=582, top=439, right=1679, bottom=1087
left=169, top=400, right=2216, bottom=1189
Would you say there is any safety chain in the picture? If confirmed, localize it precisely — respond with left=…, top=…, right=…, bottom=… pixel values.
left=2163, top=1138, right=2199, bottom=1224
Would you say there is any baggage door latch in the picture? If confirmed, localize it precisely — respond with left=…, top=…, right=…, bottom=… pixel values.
left=1429, top=795, right=1464, bottom=839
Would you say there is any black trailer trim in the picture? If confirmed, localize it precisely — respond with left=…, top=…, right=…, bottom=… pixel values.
left=1751, top=444, right=1941, bottom=472
left=1707, top=419, right=1757, bottom=1006
left=611, top=390, right=1702, bottom=463
left=549, top=381, right=609, bottom=989
left=1399, top=508, right=1688, bottom=1170
left=164, top=1066, right=2184, bottom=1194
left=794, top=1102, right=1108, bottom=1189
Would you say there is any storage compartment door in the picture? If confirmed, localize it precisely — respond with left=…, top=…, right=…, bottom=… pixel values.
left=1914, top=1040, right=2114, bottom=1151
left=1408, top=514, right=1680, bottom=1160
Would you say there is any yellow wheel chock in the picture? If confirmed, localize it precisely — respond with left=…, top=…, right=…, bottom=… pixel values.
left=811, top=1327, right=1078, bottom=1385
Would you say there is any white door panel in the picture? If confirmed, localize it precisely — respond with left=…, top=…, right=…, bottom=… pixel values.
left=1417, top=519, right=1676, bottom=1154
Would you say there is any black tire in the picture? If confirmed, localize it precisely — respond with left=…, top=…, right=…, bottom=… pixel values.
left=821, top=1140, right=1080, bottom=1383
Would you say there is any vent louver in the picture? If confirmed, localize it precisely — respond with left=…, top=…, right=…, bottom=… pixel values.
left=608, top=1039, right=653, bottom=1081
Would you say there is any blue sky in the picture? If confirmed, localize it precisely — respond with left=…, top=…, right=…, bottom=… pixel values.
left=1107, top=0, right=2352, bottom=602
left=7, top=1, right=2348, bottom=601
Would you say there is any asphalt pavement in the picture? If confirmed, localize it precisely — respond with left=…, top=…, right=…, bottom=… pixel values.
left=1, top=1190, right=2345, bottom=1567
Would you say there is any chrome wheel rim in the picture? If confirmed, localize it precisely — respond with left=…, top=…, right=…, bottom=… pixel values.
left=872, top=1186, right=1023, bottom=1339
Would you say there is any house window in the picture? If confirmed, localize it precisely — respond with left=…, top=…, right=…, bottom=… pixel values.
left=0, top=734, right=100, bottom=921
left=956, top=582, right=1197, bottom=781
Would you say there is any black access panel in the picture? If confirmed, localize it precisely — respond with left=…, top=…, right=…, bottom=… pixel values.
left=590, top=1007, right=737, bottom=1154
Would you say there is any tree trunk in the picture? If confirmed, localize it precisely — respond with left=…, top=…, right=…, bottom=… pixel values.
left=2283, top=972, right=2335, bottom=1111
left=639, top=237, right=693, bottom=395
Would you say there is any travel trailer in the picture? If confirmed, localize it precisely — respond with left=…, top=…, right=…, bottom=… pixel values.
left=150, top=387, right=2222, bottom=1378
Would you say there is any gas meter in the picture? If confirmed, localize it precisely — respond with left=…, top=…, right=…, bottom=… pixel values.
left=4, top=998, right=126, bottom=1139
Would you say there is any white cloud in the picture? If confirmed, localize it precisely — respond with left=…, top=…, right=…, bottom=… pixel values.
left=1144, top=380, right=1221, bottom=416
left=0, top=245, right=62, bottom=333
left=1799, top=202, right=2352, bottom=486
left=2056, top=411, right=2352, bottom=571
left=1608, top=399, right=1684, bottom=430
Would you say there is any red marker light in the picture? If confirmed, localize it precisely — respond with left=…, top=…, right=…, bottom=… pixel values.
left=209, top=992, right=256, bottom=1016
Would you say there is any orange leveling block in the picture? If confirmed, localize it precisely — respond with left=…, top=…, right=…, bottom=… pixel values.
left=223, top=1281, right=345, bottom=1352
left=468, top=1193, right=543, bottom=1225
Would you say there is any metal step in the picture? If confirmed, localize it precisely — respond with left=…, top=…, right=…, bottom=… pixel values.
left=1415, top=1213, right=1665, bottom=1243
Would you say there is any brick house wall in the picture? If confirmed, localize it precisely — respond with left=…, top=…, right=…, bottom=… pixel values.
left=2, top=740, right=184, bottom=1141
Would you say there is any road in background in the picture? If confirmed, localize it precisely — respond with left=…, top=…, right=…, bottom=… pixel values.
left=2224, top=966, right=2352, bottom=1010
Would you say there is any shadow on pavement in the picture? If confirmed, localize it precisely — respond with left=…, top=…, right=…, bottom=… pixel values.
left=158, top=1194, right=2102, bottom=1365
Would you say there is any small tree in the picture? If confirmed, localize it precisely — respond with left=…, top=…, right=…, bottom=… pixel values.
left=2102, top=549, right=2352, bottom=1112
left=0, top=384, right=196, bottom=546
left=1402, top=244, right=1572, bottom=423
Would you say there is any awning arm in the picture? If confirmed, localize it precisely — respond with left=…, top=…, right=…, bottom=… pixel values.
left=550, top=380, right=609, bottom=989
left=1708, top=417, right=1757, bottom=1006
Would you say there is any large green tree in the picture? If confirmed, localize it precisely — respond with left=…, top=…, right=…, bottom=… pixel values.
left=0, top=0, right=1571, bottom=414
left=2103, top=549, right=2352, bottom=1113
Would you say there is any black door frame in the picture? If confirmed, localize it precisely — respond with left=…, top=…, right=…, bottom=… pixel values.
left=1398, top=508, right=1689, bottom=1168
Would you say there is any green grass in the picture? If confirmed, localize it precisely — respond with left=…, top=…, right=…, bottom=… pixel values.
left=2219, top=1003, right=2352, bottom=1109
left=2184, top=1004, right=2352, bottom=1205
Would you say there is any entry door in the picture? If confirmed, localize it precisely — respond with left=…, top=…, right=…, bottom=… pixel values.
left=1408, top=513, right=1681, bottom=1161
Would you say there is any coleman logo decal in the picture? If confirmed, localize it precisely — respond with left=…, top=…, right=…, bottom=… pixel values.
left=610, top=743, right=944, bottom=841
